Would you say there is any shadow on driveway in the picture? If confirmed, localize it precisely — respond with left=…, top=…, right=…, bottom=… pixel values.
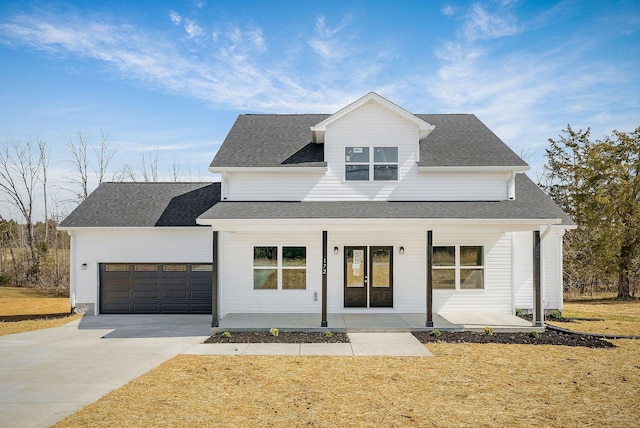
left=77, top=314, right=212, bottom=338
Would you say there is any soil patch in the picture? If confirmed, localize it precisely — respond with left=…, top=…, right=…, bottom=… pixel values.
left=205, top=331, right=349, bottom=344
left=413, top=330, right=615, bottom=348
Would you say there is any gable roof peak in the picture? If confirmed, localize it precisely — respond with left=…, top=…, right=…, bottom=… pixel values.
left=310, top=92, right=434, bottom=144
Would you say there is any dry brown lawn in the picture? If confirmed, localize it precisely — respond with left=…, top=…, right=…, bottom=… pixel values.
left=547, top=299, right=640, bottom=336
left=55, top=298, right=640, bottom=427
left=54, top=341, right=640, bottom=427
left=0, top=287, right=80, bottom=336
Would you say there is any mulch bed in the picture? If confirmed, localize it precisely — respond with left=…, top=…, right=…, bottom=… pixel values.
left=205, top=331, right=350, bottom=344
left=205, top=329, right=615, bottom=348
left=412, top=330, right=616, bottom=348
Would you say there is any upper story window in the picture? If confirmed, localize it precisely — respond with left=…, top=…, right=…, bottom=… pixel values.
left=345, top=147, right=398, bottom=181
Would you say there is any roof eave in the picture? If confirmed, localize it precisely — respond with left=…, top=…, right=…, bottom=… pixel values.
left=209, top=166, right=327, bottom=174
left=418, top=165, right=530, bottom=173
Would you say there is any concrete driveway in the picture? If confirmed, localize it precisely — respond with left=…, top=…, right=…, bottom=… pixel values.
left=0, top=315, right=211, bottom=428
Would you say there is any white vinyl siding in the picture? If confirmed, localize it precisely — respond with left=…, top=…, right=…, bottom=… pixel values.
left=220, top=232, right=319, bottom=315
left=432, top=228, right=512, bottom=314
left=513, top=231, right=534, bottom=310
left=70, top=228, right=213, bottom=314
left=512, top=229, right=564, bottom=312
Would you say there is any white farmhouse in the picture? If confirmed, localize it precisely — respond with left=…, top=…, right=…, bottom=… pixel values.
left=60, top=93, right=573, bottom=329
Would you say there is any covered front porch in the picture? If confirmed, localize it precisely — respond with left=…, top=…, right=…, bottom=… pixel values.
left=212, top=312, right=542, bottom=333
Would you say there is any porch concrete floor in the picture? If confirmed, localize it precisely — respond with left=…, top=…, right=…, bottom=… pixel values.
left=214, top=312, right=540, bottom=333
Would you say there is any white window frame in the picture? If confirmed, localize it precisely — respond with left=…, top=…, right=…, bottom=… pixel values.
left=344, top=146, right=398, bottom=182
left=253, top=245, right=307, bottom=290
left=432, top=245, right=485, bottom=290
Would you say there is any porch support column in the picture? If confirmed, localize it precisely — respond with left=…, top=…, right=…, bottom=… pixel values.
left=426, top=230, right=434, bottom=327
left=211, top=231, right=219, bottom=328
left=321, top=231, right=328, bottom=327
left=533, top=230, right=543, bottom=327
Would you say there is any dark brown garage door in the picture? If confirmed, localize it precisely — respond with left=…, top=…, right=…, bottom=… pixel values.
left=100, top=263, right=212, bottom=314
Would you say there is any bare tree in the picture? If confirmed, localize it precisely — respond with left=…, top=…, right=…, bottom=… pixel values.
left=67, top=131, right=89, bottom=202
left=139, top=148, right=160, bottom=182
left=169, top=161, right=182, bottom=182
left=94, top=129, right=116, bottom=185
left=38, top=141, right=49, bottom=242
left=67, top=129, right=116, bottom=202
left=0, top=141, right=43, bottom=277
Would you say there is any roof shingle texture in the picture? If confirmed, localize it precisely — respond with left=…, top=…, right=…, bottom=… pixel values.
left=59, top=182, right=220, bottom=227
left=210, top=113, right=528, bottom=168
left=198, top=174, right=573, bottom=225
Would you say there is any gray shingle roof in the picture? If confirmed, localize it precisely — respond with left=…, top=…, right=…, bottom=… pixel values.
left=210, top=114, right=328, bottom=168
left=416, top=114, right=527, bottom=167
left=197, top=174, right=573, bottom=225
left=210, top=113, right=528, bottom=168
left=59, top=182, right=220, bottom=227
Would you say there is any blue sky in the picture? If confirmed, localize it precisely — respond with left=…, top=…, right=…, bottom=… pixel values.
left=1, top=0, right=639, bottom=220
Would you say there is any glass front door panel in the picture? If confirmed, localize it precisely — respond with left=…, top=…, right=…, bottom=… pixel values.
left=346, top=248, right=365, bottom=288
left=371, top=247, right=391, bottom=288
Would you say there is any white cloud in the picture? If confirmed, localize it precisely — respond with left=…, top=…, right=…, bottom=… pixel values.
left=462, top=3, right=520, bottom=41
left=441, top=5, right=456, bottom=17
left=184, top=19, right=204, bottom=39
left=169, top=11, right=181, bottom=25
left=308, top=15, right=351, bottom=61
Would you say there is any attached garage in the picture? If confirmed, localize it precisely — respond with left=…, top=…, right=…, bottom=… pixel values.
left=59, top=182, right=220, bottom=315
left=100, top=263, right=213, bottom=314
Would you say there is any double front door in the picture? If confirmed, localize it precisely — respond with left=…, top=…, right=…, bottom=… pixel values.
left=344, top=246, right=393, bottom=307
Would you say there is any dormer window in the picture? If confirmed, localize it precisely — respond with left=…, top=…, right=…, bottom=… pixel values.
left=345, top=147, right=398, bottom=181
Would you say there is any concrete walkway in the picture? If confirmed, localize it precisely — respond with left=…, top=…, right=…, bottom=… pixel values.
left=188, top=332, right=432, bottom=357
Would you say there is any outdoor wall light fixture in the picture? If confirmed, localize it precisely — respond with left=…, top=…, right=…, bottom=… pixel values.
left=81, top=263, right=88, bottom=270
left=333, top=247, right=339, bottom=254
left=399, top=246, right=405, bottom=255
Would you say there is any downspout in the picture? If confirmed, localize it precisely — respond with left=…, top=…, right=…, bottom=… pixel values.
left=68, top=231, right=76, bottom=314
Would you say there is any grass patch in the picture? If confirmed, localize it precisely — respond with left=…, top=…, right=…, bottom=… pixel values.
left=0, top=286, right=79, bottom=336
left=53, top=341, right=640, bottom=427
left=547, top=299, right=640, bottom=336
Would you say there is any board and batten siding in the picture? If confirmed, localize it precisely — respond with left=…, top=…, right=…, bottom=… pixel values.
left=218, top=225, right=517, bottom=316
left=70, top=228, right=213, bottom=314
left=224, top=102, right=511, bottom=202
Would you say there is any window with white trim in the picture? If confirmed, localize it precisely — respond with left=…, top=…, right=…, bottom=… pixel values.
left=345, top=147, right=398, bottom=181
left=253, top=246, right=307, bottom=290
left=432, top=246, right=484, bottom=290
